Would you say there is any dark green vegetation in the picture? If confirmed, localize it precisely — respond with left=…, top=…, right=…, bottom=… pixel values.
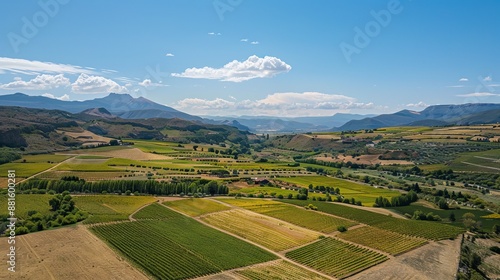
left=1, top=192, right=87, bottom=236
left=17, top=178, right=229, bottom=196
left=283, top=200, right=464, bottom=240
left=285, top=237, right=388, bottom=278
left=91, top=204, right=277, bottom=280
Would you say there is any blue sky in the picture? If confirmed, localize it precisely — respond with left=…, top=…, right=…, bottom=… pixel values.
left=1, top=0, right=499, bottom=117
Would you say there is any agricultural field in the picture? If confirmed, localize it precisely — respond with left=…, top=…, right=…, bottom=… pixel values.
left=388, top=204, right=499, bottom=233
left=91, top=208, right=277, bottom=279
left=73, top=195, right=156, bottom=224
left=277, top=176, right=401, bottom=206
left=285, top=237, right=388, bottom=278
left=200, top=208, right=320, bottom=251
left=222, top=198, right=357, bottom=233
left=337, top=225, right=427, bottom=255
left=131, top=203, right=181, bottom=220
left=283, top=200, right=464, bottom=240
left=163, top=198, right=230, bottom=217
left=449, top=148, right=500, bottom=173
left=233, top=260, right=329, bottom=280
left=0, top=161, right=55, bottom=178
left=0, top=194, right=53, bottom=218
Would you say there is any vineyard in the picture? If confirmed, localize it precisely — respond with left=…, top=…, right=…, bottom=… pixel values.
left=337, top=225, right=428, bottom=255
left=91, top=214, right=276, bottom=279
left=200, top=209, right=320, bottom=251
left=163, top=198, right=230, bottom=217
left=233, top=260, right=329, bottom=280
left=132, top=203, right=179, bottom=220
left=285, top=237, right=388, bottom=278
left=283, top=200, right=464, bottom=240
left=241, top=201, right=357, bottom=233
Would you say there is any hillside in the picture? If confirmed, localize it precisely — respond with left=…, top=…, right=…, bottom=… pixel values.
left=0, top=106, right=251, bottom=152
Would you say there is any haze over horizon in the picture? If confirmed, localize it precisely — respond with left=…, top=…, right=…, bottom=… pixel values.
left=1, top=0, right=500, bottom=117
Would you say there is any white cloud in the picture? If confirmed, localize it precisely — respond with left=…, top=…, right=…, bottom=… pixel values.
left=0, top=57, right=95, bottom=75
left=483, top=76, right=492, bottom=82
left=174, top=92, right=375, bottom=116
left=172, top=55, right=292, bottom=82
left=138, top=79, right=168, bottom=88
left=165, top=53, right=175, bottom=57
left=42, top=93, right=70, bottom=101
left=406, top=101, right=428, bottom=108
left=447, top=85, right=465, bottom=88
left=71, top=74, right=127, bottom=94
left=459, top=78, right=468, bottom=82
left=250, top=41, right=259, bottom=45
left=240, top=38, right=248, bottom=42
left=457, top=92, right=499, bottom=97
left=208, top=32, right=221, bottom=36
left=102, top=69, right=118, bottom=74
left=0, top=74, right=70, bottom=90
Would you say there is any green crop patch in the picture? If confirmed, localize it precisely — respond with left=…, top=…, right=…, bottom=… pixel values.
left=74, top=195, right=156, bottom=224
left=286, top=237, right=388, bottom=278
left=132, top=203, right=179, bottom=220
left=91, top=212, right=276, bottom=279
left=0, top=194, right=53, bottom=218
left=163, top=198, right=230, bottom=217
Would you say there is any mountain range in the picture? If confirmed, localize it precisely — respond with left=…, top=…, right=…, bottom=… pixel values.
left=1, top=93, right=500, bottom=132
left=336, top=103, right=500, bottom=131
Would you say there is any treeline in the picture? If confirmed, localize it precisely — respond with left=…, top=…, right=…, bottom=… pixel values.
left=374, top=190, right=418, bottom=207
left=0, top=148, right=21, bottom=164
left=18, top=179, right=229, bottom=196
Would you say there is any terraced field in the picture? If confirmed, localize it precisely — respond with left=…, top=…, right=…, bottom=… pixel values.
left=163, top=198, right=230, bottom=217
left=233, top=260, right=329, bottom=280
left=285, top=237, right=388, bottom=278
left=337, top=225, right=427, bottom=255
left=200, top=209, right=320, bottom=251
left=91, top=209, right=276, bottom=279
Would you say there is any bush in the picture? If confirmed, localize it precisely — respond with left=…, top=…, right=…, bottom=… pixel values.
left=337, top=226, right=347, bottom=232
left=490, top=246, right=500, bottom=254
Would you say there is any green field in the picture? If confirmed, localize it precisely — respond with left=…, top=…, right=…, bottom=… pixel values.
left=450, top=149, right=500, bottom=173
left=285, top=237, right=388, bottom=278
left=388, top=204, right=499, bottom=233
left=0, top=194, right=53, bottom=218
left=15, top=154, right=71, bottom=163
left=74, top=195, right=156, bottom=224
left=277, top=176, right=400, bottom=206
left=223, top=199, right=357, bottom=233
left=163, top=198, right=230, bottom=217
left=283, top=200, right=464, bottom=240
left=0, top=162, right=55, bottom=178
left=130, top=140, right=179, bottom=154
left=234, top=260, right=329, bottom=280
left=200, top=208, right=319, bottom=251
left=91, top=208, right=277, bottom=279
left=132, top=203, right=180, bottom=220
left=338, top=226, right=427, bottom=255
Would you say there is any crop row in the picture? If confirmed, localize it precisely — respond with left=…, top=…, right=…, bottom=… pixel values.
left=234, top=260, right=329, bottom=280
left=91, top=211, right=276, bottom=279
left=283, top=200, right=464, bottom=240
left=338, top=226, right=427, bottom=255
left=200, top=209, right=319, bottom=251
left=243, top=203, right=357, bottom=233
left=285, top=237, right=388, bottom=278
left=132, top=203, right=179, bottom=220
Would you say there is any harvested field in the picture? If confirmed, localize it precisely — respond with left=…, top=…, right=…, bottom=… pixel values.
left=0, top=225, right=148, bottom=280
left=348, top=238, right=462, bottom=280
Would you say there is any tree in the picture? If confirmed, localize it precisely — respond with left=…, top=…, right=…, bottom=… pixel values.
left=193, top=145, right=198, bottom=151
left=449, top=212, right=456, bottom=222
left=462, top=213, right=478, bottom=230
left=109, top=139, right=119, bottom=146
left=49, top=197, right=61, bottom=211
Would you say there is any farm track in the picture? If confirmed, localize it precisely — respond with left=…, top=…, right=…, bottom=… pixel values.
left=17, top=155, right=76, bottom=183
left=160, top=202, right=337, bottom=280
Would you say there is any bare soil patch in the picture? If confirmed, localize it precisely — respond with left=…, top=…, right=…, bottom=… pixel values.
left=57, top=129, right=113, bottom=145
left=0, top=225, right=147, bottom=280
left=348, top=237, right=462, bottom=280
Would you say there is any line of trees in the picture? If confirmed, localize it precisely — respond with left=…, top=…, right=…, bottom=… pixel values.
left=18, top=179, right=229, bottom=196
left=374, top=190, right=418, bottom=207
